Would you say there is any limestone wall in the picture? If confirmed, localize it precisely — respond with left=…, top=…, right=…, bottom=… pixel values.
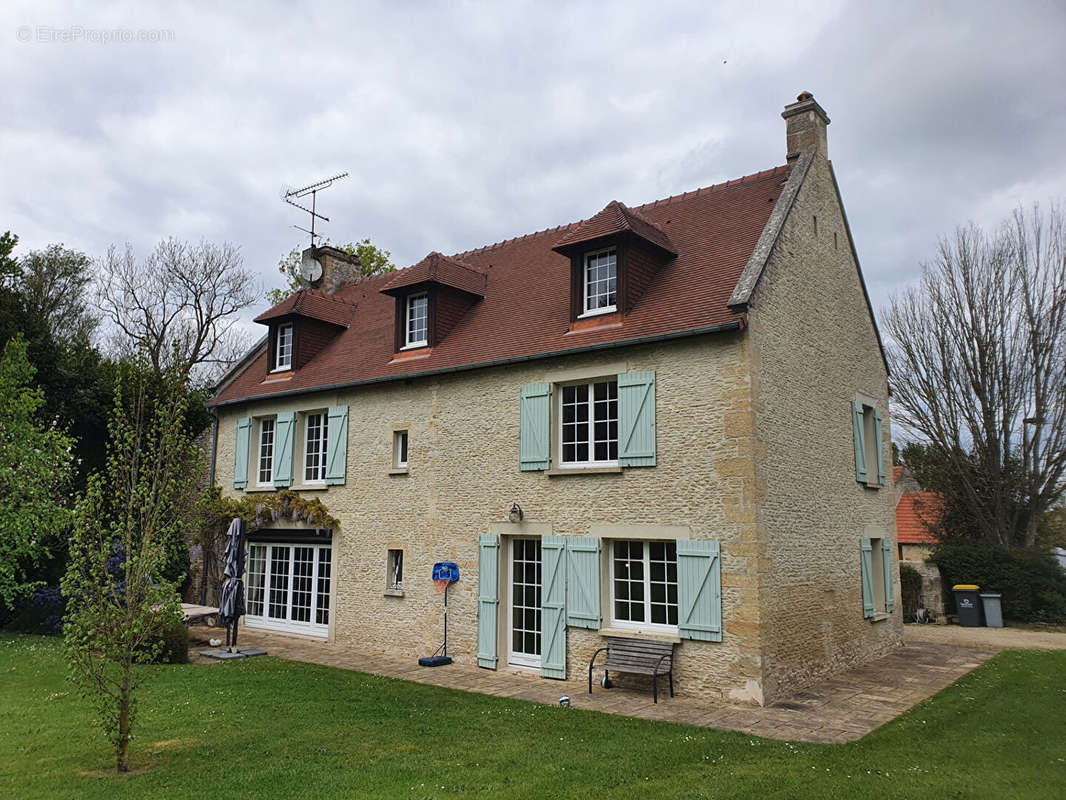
left=746, top=154, right=903, bottom=702
left=216, top=333, right=767, bottom=702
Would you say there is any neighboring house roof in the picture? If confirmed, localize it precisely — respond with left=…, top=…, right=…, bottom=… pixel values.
left=896, top=489, right=941, bottom=545
left=380, top=251, right=488, bottom=297
left=893, top=465, right=904, bottom=483
left=212, top=164, right=790, bottom=407
left=552, top=200, right=676, bottom=255
left=254, top=289, right=357, bottom=328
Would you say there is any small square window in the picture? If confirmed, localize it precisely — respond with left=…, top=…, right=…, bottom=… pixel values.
left=393, top=430, right=409, bottom=469
left=387, top=549, right=404, bottom=592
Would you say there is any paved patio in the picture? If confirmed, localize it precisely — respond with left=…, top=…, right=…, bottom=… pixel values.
left=189, top=625, right=999, bottom=744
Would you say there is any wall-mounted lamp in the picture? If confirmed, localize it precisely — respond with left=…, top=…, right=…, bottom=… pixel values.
left=508, top=502, right=524, bottom=523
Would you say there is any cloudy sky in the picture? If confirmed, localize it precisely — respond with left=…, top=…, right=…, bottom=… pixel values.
left=3, top=1, right=1065, bottom=328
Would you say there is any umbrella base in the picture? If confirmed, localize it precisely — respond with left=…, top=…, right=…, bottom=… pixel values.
left=418, top=655, right=452, bottom=667
left=201, top=647, right=268, bottom=661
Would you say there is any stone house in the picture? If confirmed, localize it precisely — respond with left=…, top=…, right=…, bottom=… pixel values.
left=208, top=92, right=902, bottom=705
left=894, top=466, right=945, bottom=618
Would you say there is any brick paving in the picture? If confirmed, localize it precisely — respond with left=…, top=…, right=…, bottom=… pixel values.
left=189, top=626, right=994, bottom=744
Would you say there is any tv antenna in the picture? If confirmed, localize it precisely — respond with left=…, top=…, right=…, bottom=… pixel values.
left=282, top=172, right=349, bottom=245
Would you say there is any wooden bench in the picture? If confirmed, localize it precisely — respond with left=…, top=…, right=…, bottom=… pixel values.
left=588, top=636, right=675, bottom=703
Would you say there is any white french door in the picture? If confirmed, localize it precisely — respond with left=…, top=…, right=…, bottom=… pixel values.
left=508, top=538, right=542, bottom=668
left=245, top=542, right=331, bottom=637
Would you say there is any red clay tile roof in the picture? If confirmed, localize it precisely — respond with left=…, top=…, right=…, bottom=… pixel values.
left=213, top=164, right=790, bottom=406
left=896, top=491, right=941, bottom=544
left=553, top=200, right=676, bottom=255
left=254, top=289, right=356, bottom=328
left=893, top=465, right=904, bottom=483
left=380, top=252, right=487, bottom=297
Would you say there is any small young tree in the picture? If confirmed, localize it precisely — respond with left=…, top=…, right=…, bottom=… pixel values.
left=62, top=361, right=199, bottom=773
left=0, top=336, right=74, bottom=608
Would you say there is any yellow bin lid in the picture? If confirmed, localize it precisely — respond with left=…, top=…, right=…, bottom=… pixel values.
left=953, top=584, right=980, bottom=590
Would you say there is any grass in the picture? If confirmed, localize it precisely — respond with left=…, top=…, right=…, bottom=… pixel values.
left=1, top=636, right=1064, bottom=799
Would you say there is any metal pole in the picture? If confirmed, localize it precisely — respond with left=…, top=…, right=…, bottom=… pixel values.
left=442, top=582, right=448, bottom=657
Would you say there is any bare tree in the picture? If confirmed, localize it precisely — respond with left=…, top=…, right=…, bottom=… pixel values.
left=884, top=204, right=1066, bottom=548
left=97, top=239, right=259, bottom=379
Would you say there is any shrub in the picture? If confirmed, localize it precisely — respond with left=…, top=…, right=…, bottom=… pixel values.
left=135, top=612, right=190, bottom=665
left=899, top=564, right=923, bottom=619
left=1, top=586, right=66, bottom=634
left=930, top=540, right=1066, bottom=623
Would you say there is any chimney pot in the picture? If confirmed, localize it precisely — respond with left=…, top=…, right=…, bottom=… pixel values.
left=781, top=91, right=830, bottom=160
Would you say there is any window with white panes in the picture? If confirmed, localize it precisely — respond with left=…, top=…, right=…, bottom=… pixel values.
left=387, top=549, right=403, bottom=591
left=405, top=293, right=428, bottom=347
left=304, top=412, right=328, bottom=483
left=275, top=324, right=293, bottom=370
left=583, top=248, right=617, bottom=314
left=246, top=542, right=331, bottom=636
left=561, top=379, right=618, bottom=466
left=394, top=430, right=409, bottom=469
left=610, top=540, right=678, bottom=631
left=257, top=418, right=275, bottom=486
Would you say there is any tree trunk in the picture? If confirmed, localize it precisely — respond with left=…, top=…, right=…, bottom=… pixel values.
left=116, top=672, right=131, bottom=773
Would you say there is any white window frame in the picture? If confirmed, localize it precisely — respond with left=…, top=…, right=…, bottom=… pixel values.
left=608, top=539, right=679, bottom=634
left=404, top=293, right=428, bottom=349
left=507, top=537, right=542, bottom=669
left=274, top=323, right=293, bottom=371
left=580, top=247, right=617, bottom=317
left=862, top=404, right=880, bottom=488
left=302, top=411, right=329, bottom=485
left=386, top=548, right=404, bottom=592
left=394, top=429, right=409, bottom=469
left=256, top=417, right=276, bottom=487
left=558, top=378, right=619, bottom=468
left=870, top=536, right=887, bottom=612
left=245, top=541, right=331, bottom=637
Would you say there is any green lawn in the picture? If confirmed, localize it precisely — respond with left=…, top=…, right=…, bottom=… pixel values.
left=1, top=636, right=1063, bottom=799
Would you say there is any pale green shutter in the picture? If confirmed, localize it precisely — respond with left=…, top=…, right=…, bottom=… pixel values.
left=882, top=538, right=895, bottom=613
left=325, top=406, right=348, bottom=485
left=233, top=417, right=251, bottom=489
left=873, top=408, right=886, bottom=486
left=477, top=534, right=499, bottom=669
left=541, top=536, right=567, bottom=679
left=852, top=401, right=867, bottom=483
left=565, top=538, right=601, bottom=629
left=677, top=540, right=722, bottom=642
left=860, top=539, right=875, bottom=618
left=519, top=383, right=551, bottom=470
left=618, top=371, right=656, bottom=467
left=273, top=411, right=295, bottom=487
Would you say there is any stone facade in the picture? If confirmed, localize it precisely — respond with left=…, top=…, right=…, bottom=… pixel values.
left=211, top=96, right=902, bottom=706
left=746, top=154, right=902, bottom=701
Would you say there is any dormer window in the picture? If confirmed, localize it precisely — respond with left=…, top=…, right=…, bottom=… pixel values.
left=583, top=248, right=617, bottom=316
left=274, top=323, right=293, bottom=371
left=405, top=293, right=428, bottom=348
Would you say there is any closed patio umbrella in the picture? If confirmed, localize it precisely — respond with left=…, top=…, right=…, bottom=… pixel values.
left=218, top=517, right=246, bottom=653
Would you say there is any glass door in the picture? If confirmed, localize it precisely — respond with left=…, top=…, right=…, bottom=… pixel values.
left=508, top=538, right=542, bottom=668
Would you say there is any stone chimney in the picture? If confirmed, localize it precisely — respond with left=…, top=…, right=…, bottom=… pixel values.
left=304, top=245, right=363, bottom=293
left=781, top=91, right=830, bottom=160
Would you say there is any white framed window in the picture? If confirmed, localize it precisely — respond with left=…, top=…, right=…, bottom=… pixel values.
left=387, top=549, right=404, bottom=592
left=274, top=323, right=293, bottom=371
left=303, top=412, right=329, bottom=484
left=582, top=247, right=617, bottom=315
left=870, top=537, right=887, bottom=612
left=610, top=539, right=678, bottom=632
left=257, top=418, right=275, bottom=486
left=508, top=537, right=542, bottom=668
left=560, top=379, right=618, bottom=466
left=393, top=430, right=409, bottom=469
left=246, top=542, right=331, bottom=636
left=405, top=293, right=428, bottom=348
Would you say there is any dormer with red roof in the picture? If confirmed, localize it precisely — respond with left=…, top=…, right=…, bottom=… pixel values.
left=378, top=251, right=487, bottom=355
left=551, top=200, right=676, bottom=330
left=254, top=288, right=356, bottom=376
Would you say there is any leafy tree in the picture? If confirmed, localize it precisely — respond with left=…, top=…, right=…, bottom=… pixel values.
left=268, top=239, right=396, bottom=304
left=884, top=204, right=1066, bottom=548
left=62, top=361, right=199, bottom=773
left=0, top=231, right=18, bottom=286
left=0, top=336, right=74, bottom=608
